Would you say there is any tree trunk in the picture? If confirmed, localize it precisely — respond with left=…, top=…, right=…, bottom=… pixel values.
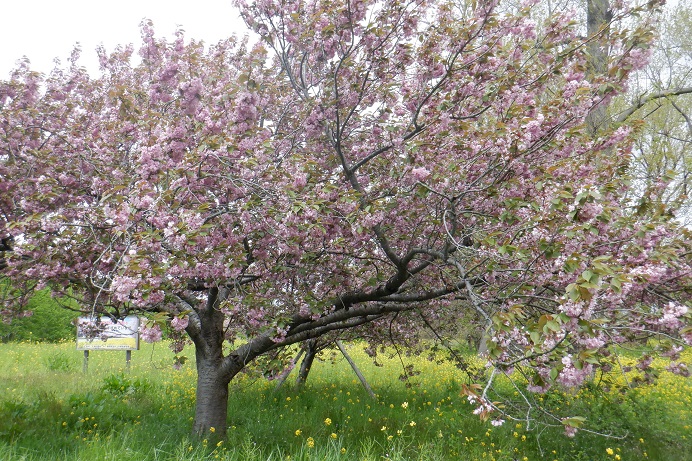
left=586, top=0, right=611, bottom=136
left=295, top=339, right=318, bottom=388
left=188, top=287, right=235, bottom=438
left=193, top=354, right=231, bottom=437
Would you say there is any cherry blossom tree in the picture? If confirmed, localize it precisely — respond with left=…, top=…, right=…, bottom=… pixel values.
left=1, top=0, right=690, bottom=437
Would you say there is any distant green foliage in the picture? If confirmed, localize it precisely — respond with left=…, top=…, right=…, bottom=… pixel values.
left=0, top=289, right=79, bottom=342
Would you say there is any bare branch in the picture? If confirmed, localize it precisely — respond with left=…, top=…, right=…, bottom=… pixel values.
left=615, top=87, right=692, bottom=124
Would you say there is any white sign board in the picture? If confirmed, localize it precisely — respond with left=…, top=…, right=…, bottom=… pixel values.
left=76, top=315, right=140, bottom=350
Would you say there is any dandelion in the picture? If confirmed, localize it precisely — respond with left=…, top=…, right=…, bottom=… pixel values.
left=324, top=418, right=332, bottom=426
left=306, top=437, right=315, bottom=448
left=330, top=432, right=337, bottom=439
left=295, top=429, right=302, bottom=436
left=606, top=448, right=614, bottom=455
left=209, top=427, right=215, bottom=433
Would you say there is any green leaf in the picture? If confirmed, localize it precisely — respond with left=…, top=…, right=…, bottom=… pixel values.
left=529, top=330, right=541, bottom=345
left=562, top=416, right=586, bottom=428
left=545, top=320, right=561, bottom=333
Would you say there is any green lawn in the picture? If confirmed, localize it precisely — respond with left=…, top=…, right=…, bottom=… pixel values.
left=0, top=341, right=689, bottom=460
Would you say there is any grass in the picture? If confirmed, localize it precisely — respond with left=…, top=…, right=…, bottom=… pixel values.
left=0, top=340, right=690, bottom=460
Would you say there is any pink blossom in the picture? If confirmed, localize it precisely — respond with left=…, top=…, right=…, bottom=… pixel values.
left=140, top=324, right=162, bottom=343
left=411, top=167, right=431, bottom=181
left=171, top=316, right=189, bottom=331
left=666, top=362, right=689, bottom=377
left=111, top=275, right=140, bottom=302
left=557, top=358, right=593, bottom=388
left=293, top=173, right=308, bottom=189
left=659, top=302, right=688, bottom=330
left=564, top=425, right=578, bottom=437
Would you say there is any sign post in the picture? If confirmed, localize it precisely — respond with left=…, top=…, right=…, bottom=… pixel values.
left=77, top=315, right=140, bottom=372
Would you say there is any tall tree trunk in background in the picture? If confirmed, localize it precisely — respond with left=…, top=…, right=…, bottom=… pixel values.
left=586, top=0, right=611, bottom=135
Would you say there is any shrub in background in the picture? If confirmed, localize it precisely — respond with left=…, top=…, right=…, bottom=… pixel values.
left=0, top=289, right=79, bottom=342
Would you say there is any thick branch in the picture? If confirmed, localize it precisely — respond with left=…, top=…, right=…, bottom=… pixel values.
left=615, top=87, right=692, bottom=124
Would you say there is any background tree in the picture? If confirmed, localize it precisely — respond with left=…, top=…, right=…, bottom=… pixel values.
left=618, top=2, right=692, bottom=223
left=1, top=0, right=690, bottom=438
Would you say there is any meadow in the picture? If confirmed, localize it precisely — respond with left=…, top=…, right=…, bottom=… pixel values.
left=0, top=340, right=690, bottom=461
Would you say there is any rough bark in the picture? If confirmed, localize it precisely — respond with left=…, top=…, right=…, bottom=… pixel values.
left=188, top=288, right=236, bottom=438
left=193, top=355, right=232, bottom=437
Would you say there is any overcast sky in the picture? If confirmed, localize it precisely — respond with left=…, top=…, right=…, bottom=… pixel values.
left=0, top=0, right=248, bottom=77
